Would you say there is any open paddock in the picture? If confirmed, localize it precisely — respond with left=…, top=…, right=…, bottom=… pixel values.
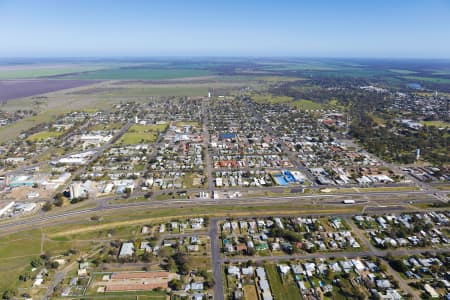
left=0, top=79, right=97, bottom=102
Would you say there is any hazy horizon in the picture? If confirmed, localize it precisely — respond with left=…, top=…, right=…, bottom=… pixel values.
left=1, top=0, right=450, bottom=59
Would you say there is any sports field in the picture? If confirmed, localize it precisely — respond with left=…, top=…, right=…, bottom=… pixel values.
left=26, top=130, right=64, bottom=142
left=117, top=123, right=168, bottom=145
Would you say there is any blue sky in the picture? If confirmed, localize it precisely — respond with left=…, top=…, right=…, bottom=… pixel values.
left=1, top=0, right=449, bottom=58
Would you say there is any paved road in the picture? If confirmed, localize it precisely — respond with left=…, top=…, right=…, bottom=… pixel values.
left=220, top=246, right=450, bottom=264
left=209, top=218, right=224, bottom=300
left=0, top=189, right=438, bottom=233
left=382, top=256, right=420, bottom=300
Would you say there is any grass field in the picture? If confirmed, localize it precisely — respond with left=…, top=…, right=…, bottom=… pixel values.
left=265, top=264, right=301, bottom=300
left=0, top=228, right=96, bottom=292
left=388, top=69, right=417, bottom=75
left=96, top=85, right=212, bottom=97
left=250, top=93, right=294, bottom=104
left=244, top=284, right=258, bottom=300
left=66, top=68, right=213, bottom=80
left=292, top=99, right=324, bottom=110
left=403, top=75, right=450, bottom=84
left=65, top=291, right=167, bottom=300
left=325, top=186, right=419, bottom=193
left=431, top=184, right=450, bottom=191
left=26, top=130, right=64, bottom=141
left=419, top=120, right=449, bottom=128
left=182, top=173, right=205, bottom=188
left=117, top=123, right=168, bottom=145
left=260, top=61, right=340, bottom=71
left=0, top=65, right=109, bottom=79
left=256, top=76, right=305, bottom=82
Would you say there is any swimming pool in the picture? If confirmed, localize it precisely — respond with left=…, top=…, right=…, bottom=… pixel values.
left=274, top=174, right=288, bottom=185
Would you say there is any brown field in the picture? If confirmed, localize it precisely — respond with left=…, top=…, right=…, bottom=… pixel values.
left=0, top=79, right=98, bottom=102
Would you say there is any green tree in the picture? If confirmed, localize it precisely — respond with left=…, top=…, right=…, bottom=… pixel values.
left=42, top=201, right=53, bottom=211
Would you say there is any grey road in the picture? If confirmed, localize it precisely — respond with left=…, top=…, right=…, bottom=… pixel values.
left=0, top=188, right=440, bottom=233
left=209, top=218, right=224, bottom=300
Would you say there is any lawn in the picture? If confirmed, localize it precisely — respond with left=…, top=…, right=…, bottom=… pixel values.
left=26, top=130, right=64, bottom=141
left=117, top=124, right=168, bottom=145
left=265, top=264, right=302, bottom=300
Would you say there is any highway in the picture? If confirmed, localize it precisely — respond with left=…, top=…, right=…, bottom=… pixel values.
left=0, top=187, right=439, bottom=232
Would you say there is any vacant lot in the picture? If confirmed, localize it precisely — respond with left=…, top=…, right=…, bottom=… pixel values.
left=265, top=264, right=301, bottom=300
left=244, top=284, right=258, bottom=300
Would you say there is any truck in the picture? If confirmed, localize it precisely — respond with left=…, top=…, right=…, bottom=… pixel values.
left=343, top=200, right=355, bottom=204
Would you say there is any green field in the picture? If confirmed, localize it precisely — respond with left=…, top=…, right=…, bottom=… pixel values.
left=403, top=75, right=450, bottom=84
left=117, top=123, right=168, bottom=145
left=258, top=60, right=342, bottom=71
left=419, top=120, right=449, bottom=128
left=251, top=93, right=293, bottom=104
left=265, top=264, right=301, bottom=300
left=26, top=130, right=64, bottom=141
left=66, top=68, right=213, bottom=80
left=92, top=85, right=212, bottom=97
left=0, top=228, right=96, bottom=292
left=388, top=69, right=417, bottom=74
left=292, top=99, right=324, bottom=110
left=0, top=65, right=109, bottom=79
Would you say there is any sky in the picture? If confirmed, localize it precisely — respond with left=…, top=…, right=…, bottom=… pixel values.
left=1, top=0, right=450, bottom=58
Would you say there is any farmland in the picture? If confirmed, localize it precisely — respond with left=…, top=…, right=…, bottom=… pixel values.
left=64, top=67, right=213, bottom=80
left=0, top=65, right=109, bottom=79
left=402, top=75, right=450, bottom=84
left=0, top=79, right=96, bottom=102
